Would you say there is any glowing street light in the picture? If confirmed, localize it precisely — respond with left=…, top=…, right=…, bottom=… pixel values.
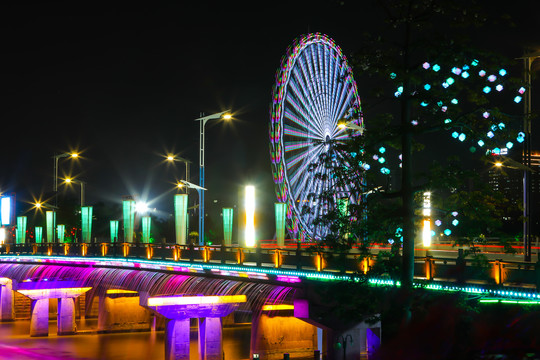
left=195, top=110, right=232, bottom=245
left=166, top=155, right=192, bottom=194
left=245, top=185, right=256, bottom=247
left=53, top=152, right=79, bottom=194
left=63, top=177, right=86, bottom=207
left=337, top=119, right=364, bottom=135
left=422, top=191, right=432, bottom=247
left=51, top=151, right=79, bottom=243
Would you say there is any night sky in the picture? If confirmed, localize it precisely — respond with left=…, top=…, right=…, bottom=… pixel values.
left=2, top=1, right=539, bottom=239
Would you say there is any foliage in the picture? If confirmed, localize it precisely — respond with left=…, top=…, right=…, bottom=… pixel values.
left=308, top=0, right=526, bottom=288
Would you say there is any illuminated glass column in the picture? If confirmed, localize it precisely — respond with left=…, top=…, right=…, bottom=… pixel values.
left=337, top=198, right=349, bottom=240
left=422, top=192, right=432, bottom=247
left=174, top=194, right=188, bottom=245
left=110, top=220, right=119, bottom=243
left=57, top=225, right=65, bottom=243
left=222, top=208, right=233, bottom=246
left=0, top=194, right=13, bottom=226
left=46, top=211, right=56, bottom=243
left=337, top=198, right=349, bottom=216
left=81, top=206, right=93, bottom=243
left=123, top=199, right=136, bottom=243
left=274, top=203, right=287, bottom=247
left=142, top=216, right=151, bottom=244
left=16, top=216, right=27, bottom=245
left=244, top=186, right=256, bottom=247
left=35, top=227, right=43, bottom=244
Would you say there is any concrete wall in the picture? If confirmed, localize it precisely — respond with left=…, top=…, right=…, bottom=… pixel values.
left=14, top=291, right=31, bottom=319
left=252, top=313, right=317, bottom=360
left=97, top=295, right=152, bottom=333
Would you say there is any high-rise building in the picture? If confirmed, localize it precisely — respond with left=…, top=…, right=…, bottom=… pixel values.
left=486, top=152, right=540, bottom=236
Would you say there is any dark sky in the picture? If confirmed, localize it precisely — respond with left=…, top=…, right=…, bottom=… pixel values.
left=1, top=1, right=539, bottom=238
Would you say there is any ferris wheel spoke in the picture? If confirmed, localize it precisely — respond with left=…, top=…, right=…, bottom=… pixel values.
left=285, top=144, right=314, bottom=170
left=294, top=58, right=326, bottom=134
left=328, top=53, right=340, bottom=118
left=328, top=63, right=344, bottom=121
left=325, top=51, right=338, bottom=126
left=288, top=68, right=325, bottom=136
left=284, top=94, right=322, bottom=137
left=319, top=45, right=333, bottom=130
left=284, top=124, right=319, bottom=140
left=284, top=141, right=312, bottom=152
left=288, top=71, right=325, bottom=137
left=305, top=49, right=327, bottom=125
left=288, top=143, right=325, bottom=189
left=283, top=106, right=309, bottom=131
left=335, top=87, right=357, bottom=122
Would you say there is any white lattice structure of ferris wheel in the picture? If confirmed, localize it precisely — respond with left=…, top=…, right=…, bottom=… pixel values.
left=269, top=33, right=363, bottom=241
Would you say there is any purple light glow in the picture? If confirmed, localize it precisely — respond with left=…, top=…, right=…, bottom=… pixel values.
left=276, top=275, right=301, bottom=283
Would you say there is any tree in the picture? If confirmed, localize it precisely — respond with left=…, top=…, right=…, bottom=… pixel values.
left=314, top=0, right=528, bottom=322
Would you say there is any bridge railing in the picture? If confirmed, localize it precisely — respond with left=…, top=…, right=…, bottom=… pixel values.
left=1, top=242, right=539, bottom=289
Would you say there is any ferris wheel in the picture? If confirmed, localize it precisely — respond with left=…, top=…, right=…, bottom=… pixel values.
left=269, top=33, right=363, bottom=241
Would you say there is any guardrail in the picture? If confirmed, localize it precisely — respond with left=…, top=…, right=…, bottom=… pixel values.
left=1, top=242, right=539, bottom=289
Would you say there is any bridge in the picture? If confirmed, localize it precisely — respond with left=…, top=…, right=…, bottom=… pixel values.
left=0, top=242, right=539, bottom=360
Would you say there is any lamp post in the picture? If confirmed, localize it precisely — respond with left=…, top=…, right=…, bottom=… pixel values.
left=195, top=110, right=232, bottom=245
left=53, top=152, right=79, bottom=197
left=519, top=50, right=540, bottom=262
left=64, top=178, right=86, bottom=207
left=167, top=155, right=191, bottom=194
left=52, top=152, right=78, bottom=242
left=337, top=119, right=364, bottom=135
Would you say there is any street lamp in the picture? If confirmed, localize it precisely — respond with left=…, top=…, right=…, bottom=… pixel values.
left=63, top=178, right=86, bottom=207
left=51, top=152, right=79, bottom=242
left=518, top=49, right=540, bottom=261
left=167, top=155, right=191, bottom=194
left=195, top=110, right=232, bottom=245
left=53, top=152, right=79, bottom=195
left=338, top=119, right=364, bottom=135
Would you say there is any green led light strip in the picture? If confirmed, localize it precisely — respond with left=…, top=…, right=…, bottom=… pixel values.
left=2, top=256, right=539, bottom=302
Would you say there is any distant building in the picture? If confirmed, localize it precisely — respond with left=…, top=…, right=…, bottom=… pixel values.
left=487, top=152, right=540, bottom=236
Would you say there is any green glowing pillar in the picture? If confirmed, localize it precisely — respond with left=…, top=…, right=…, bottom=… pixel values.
left=223, top=207, right=233, bottom=246
left=57, top=225, right=65, bottom=243
left=123, top=199, right=136, bottom=243
left=110, top=220, right=119, bottom=243
left=35, top=226, right=43, bottom=244
left=46, top=211, right=56, bottom=243
left=142, top=216, right=151, bottom=244
left=174, top=194, right=188, bottom=245
left=337, top=198, right=349, bottom=216
left=81, top=206, right=93, bottom=243
left=275, top=203, right=287, bottom=247
left=16, top=216, right=27, bottom=245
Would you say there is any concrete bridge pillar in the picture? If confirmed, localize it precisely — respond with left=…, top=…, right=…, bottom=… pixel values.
left=198, top=317, right=223, bottom=360
left=165, top=318, right=191, bottom=360
left=15, top=281, right=91, bottom=337
left=0, top=278, right=14, bottom=321
left=57, top=297, right=77, bottom=335
left=144, top=294, right=246, bottom=360
left=30, top=298, right=49, bottom=337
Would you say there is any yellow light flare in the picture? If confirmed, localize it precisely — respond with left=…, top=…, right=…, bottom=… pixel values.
left=261, top=304, right=294, bottom=311
left=245, top=185, right=256, bottom=247
left=147, top=295, right=246, bottom=307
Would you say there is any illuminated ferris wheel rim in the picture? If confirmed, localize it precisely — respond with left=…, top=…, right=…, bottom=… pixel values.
left=269, top=33, right=363, bottom=241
